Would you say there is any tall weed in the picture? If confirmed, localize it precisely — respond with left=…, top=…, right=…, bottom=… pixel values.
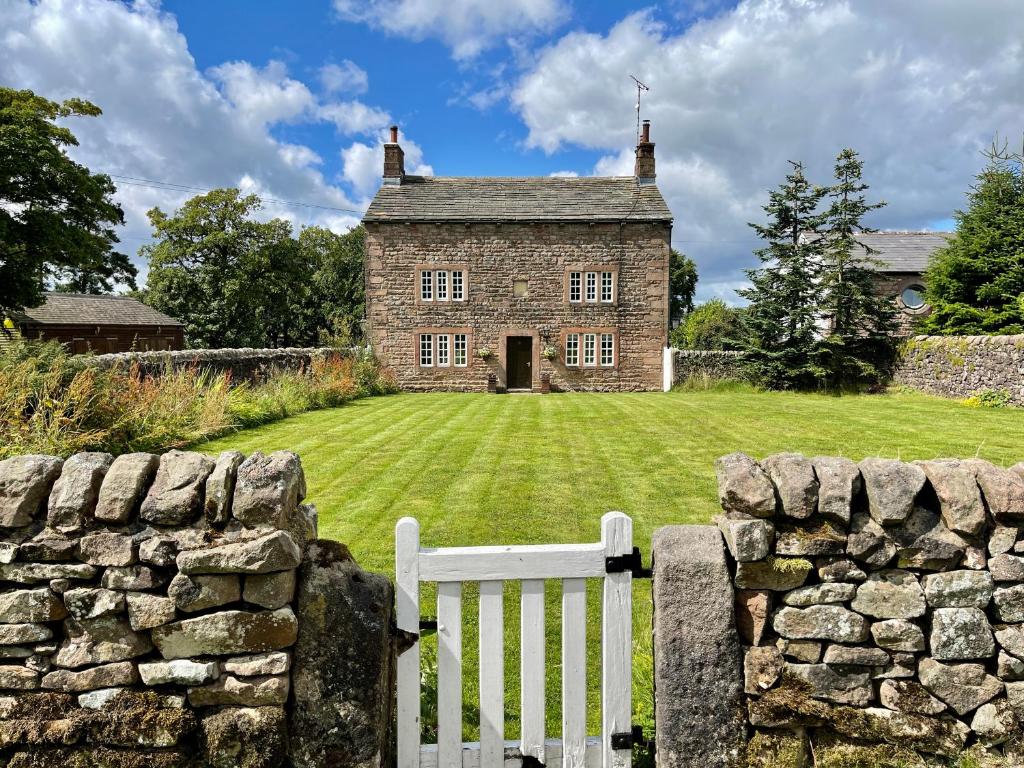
left=0, top=341, right=396, bottom=458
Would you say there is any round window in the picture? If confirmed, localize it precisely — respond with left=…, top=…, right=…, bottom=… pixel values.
left=900, top=285, right=926, bottom=310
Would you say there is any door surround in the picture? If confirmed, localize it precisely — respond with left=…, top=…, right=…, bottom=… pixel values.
left=498, top=328, right=540, bottom=392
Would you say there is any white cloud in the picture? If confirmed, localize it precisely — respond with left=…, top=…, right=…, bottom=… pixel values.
left=548, top=170, right=578, bottom=178
left=0, top=0, right=431, bottom=282
left=342, top=131, right=434, bottom=199
left=319, top=100, right=392, bottom=135
left=319, top=60, right=369, bottom=94
left=334, top=0, right=569, bottom=60
left=513, top=1, right=1024, bottom=302
left=209, top=59, right=316, bottom=126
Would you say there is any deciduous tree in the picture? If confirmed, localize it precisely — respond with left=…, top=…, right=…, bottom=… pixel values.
left=0, top=88, right=134, bottom=317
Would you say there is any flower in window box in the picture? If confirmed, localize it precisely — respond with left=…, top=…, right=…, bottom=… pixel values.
left=541, top=345, right=558, bottom=361
left=477, top=347, right=493, bottom=359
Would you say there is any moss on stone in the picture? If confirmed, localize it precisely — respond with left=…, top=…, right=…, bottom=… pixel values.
left=812, top=740, right=925, bottom=768
left=769, top=556, right=813, bottom=575
left=744, top=729, right=809, bottom=767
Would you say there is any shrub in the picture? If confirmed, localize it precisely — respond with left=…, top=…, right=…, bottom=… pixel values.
left=0, top=340, right=395, bottom=458
left=961, top=388, right=1013, bottom=409
left=671, top=299, right=741, bottom=350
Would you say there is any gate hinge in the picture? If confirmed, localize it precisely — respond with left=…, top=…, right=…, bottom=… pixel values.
left=605, top=547, right=652, bottom=579
left=610, top=725, right=645, bottom=750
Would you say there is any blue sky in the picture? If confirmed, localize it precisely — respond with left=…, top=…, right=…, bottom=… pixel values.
left=2, top=0, right=1022, bottom=301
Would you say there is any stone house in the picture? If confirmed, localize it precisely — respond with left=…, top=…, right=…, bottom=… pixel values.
left=801, top=231, right=951, bottom=334
left=362, top=123, right=673, bottom=392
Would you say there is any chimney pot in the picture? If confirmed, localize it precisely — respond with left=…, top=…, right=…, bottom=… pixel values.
left=634, top=120, right=656, bottom=183
left=383, top=126, right=405, bottom=183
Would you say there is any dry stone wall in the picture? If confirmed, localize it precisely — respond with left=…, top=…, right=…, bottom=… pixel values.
left=714, top=451, right=1024, bottom=765
left=670, top=349, right=744, bottom=386
left=83, top=347, right=342, bottom=383
left=0, top=449, right=393, bottom=768
left=895, top=335, right=1024, bottom=405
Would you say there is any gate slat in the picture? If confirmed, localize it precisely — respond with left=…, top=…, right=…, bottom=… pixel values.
left=600, top=512, right=632, bottom=768
left=520, top=578, right=546, bottom=764
left=396, top=518, right=421, bottom=768
left=561, top=578, right=587, bottom=768
left=437, top=581, right=463, bottom=768
left=478, top=581, right=504, bottom=766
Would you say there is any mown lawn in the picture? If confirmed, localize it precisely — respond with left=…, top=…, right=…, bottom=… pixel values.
left=200, top=387, right=1024, bottom=741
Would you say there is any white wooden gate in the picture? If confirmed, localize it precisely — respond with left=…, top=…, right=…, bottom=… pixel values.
left=395, top=512, right=636, bottom=768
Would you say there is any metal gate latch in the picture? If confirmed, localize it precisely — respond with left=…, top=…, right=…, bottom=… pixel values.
left=605, top=547, right=652, bottom=578
left=610, top=725, right=644, bottom=750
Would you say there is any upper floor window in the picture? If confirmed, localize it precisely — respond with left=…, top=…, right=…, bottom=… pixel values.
left=567, top=269, right=616, bottom=305
left=419, top=266, right=467, bottom=303
left=568, top=272, right=582, bottom=303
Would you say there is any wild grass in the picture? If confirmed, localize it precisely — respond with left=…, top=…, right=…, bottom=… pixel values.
left=0, top=341, right=396, bottom=458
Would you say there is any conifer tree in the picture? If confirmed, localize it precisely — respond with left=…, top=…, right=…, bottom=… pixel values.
left=920, top=140, right=1024, bottom=335
left=816, top=148, right=896, bottom=390
left=738, top=161, right=827, bottom=389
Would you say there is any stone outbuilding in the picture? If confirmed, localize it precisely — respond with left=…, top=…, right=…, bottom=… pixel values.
left=362, top=123, right=673, bottom=392
left=3, top=292, right=184, bottom=353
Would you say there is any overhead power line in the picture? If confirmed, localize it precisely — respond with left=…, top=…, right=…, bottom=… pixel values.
left=105, top=173, right=364, bottom=215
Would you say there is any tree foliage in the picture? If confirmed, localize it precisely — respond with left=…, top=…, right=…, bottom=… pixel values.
left=738, top=161, right=828, bottom=389
left=0, top=88, right=135, bottom=318
left=815, top=149, right=896, bottom=389
left=669, top=249, right=698, bottom=324
left=142, top=189, right=365, bottom=349
left=670, top=298, right=741, bottom=350
left=920, top=141, right=1024, bottom=335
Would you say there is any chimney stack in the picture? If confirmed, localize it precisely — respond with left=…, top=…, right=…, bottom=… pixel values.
left=383, top=124, right=405, bottom=185
left=634, top=119, right=656, bottom=184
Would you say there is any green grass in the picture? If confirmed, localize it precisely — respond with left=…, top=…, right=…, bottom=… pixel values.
left=199, top=387, right=1024, bottom=742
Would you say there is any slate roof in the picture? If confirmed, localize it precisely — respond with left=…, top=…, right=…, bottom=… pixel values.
left=800, top=231, right=952, bottom=273
left=18, top=293, right=184, bottom=327
left=363, top=176, right=673, bottom=223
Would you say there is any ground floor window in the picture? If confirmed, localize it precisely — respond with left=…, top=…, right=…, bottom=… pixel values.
left=600, top=333, right=614, bottom=366
left=437, top=334, right=450, bottom=366
left=419, top=334, right=433, bottom=366
left=418, top=330, right=470, bottom=368
left=453, top=334, right=467, bottom=366
left=562, top=328, right=618, bottom=369
left=565, top=334, right=579, bottom=366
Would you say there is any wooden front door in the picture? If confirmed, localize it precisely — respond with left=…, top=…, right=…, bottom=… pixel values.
left=506, top=336, right=533, bottom=390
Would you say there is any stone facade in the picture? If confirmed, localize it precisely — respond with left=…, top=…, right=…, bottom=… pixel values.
left=895, top=335, right=1024, bottom=406
left=655, top=451, right=1024, bottom=766
left=365, top=221, right=670, bottom=392
left=0, top=450, right=393, bottom=767
left=363, top=125, right=672, bottom=393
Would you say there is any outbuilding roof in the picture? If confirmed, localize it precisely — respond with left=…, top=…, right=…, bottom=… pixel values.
left=18, top=293, right=184, bottom=327
left=363, top=176, right=673, bottom=223
left=800, top=231, right=952, bottom=273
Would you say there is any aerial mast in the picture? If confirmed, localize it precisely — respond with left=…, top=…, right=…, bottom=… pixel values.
left=630, top=75, right=650, bottom=145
